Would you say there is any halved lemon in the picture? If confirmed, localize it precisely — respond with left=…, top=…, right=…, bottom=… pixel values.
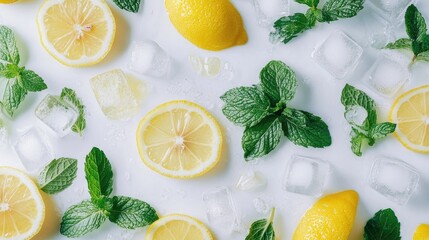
left=146, top=214, right=213, bottom=240
left=0, top=167, right=45, bottom=240
left=136, top=100, right=222, bottom=178
left=390, top=85, right=429, bottom=153
left=36, top=0, right=116, bottom=67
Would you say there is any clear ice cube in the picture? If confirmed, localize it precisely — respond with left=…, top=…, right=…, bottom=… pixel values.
left=312, top=31, right=363, bottom=79
left=369, top=157, right=420, bottom=205
left=253, top=0, right=289, bottom=27
left=283, top=155, right=330, bottom=197
left=202, top=187, right=240, bottom=232
left=35, top=95, right=79, bottom=138
left=128, top=40, right=171, bottom=78
left=189, top=55, right=222, bottom=77
left=236, top=170, right=267, bottom=191
left=345, top=105, right=368, bottom=126
left=13, top=128, right=53, bottom=174
left=90, top=69, right=140, bottom=120
left=368, top=0, right=414, bottom=21
left=364, top=56, right=409, bottom=98
left=253, top=197, right=270, bottom=214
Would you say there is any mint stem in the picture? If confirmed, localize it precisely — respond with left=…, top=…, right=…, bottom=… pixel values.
left=268, top=208, right=275, bottom=223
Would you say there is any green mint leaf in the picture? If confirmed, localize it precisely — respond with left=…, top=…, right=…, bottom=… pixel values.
left=85, top=147, right=114, bottom=201
left=416, top=50, right=429, bottom=61
left=38, top=158, right=78, bottom=194
left=321, top=0, right=364, bottom=22
left=405, top=5, right=427, bottom=43
left=341, top=84, right=377, bottom=128
left=350, top=130, right=365, bottom=157
left=369, top=122, right=396, bottom=140
left=385, top=38, right=413, bottom=50
left=60, top=87, right=86, bottom=135
left=0, top=25, right=20, bottom=65
left=305, top=9, right=317, bottom=27
left=282, top=109, right=332, bottom=148
left=245, top=208, right=276, bottom=240
left=109, top=196, right=159, bottom=229
left=60, top=200, right=107, bottom=238
left=221, top=87, right=271, bottom=128
left=242, top=116, right=282, bottom=160
left=1, top=78, right=27, bottom=117
left=364, top=208, right=401, bottom=240
left=112, top=0, right=141, bottom=13
left=295, top=0, right=319, bottom=8
left=260, top=60, right=297, bottom=104
left=4, top=64, right=20, bottom=79
left=271, top=13, right=312, bottom=44
left=20, top=69, right=47, bottom=92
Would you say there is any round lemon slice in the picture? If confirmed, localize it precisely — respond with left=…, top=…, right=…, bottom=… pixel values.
left=146, top=214, right=213, bottom=240
left=36, top=0, right=116, bottom=67
left=0, top=167, right=45, bottom=240
left=137, top=100, right=222, bottom=178
left=390, top=85, right=429, bottom=153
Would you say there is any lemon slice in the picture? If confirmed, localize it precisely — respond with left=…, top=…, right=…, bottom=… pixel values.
left=36, top=0, right=116, bottom=67
left=390, top=85, right=429, bottom=153
left=146, top=214, right=213, bottom=240
left=136, top=100, right=222, bottom=178
left=0, top=167, right=45, bottom=240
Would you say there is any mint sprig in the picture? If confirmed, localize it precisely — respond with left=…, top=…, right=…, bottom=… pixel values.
left=270, top=0, right=364, bottom=44
left=341, top=84, right=396, bottom=156
left=0, top=25, right=47, bottom=117
left=245, top=208, right=276, bottom=240
left=60, top=88, right=86, bottom=135
left=112, top=0, right=141, bottom=13
left=221, top=61, right=331, bottom=160
left=38, top=158, right=78, bottom=195
left=60, top=147, right=158, bottom=238
left=364, top=208, right=401, bottom=240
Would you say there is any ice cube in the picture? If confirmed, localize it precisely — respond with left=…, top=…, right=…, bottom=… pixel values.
left=90, top=69, right=140, bottom=120
left=345, top=105, right=368, bottom=126
left=368, top=0, right=414, bottom=21
left=35, top=95, right=79, bottom=138
left=128, top=40, right=171, bottom=78
left=253, top=197, right=270, bottom=214
left=13, top=128, right=53, bottom=174
left=283, top=155, right=330, bottom=197
left=202, top=187, right=240, bottom=232
left=369, top=157, right=419, bottom=205
left=364, top=56, right=409, bottom=98
left=236, top=171, right=267, bottom=191
left=253, top=0, right=290, bottom=27
left=312, top=31, right=363, bottom=79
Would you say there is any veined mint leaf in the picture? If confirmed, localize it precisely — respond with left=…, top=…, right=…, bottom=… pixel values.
left=364, top=209, right=401, bottom=240
left=405, top=5, right=427, bottom=43
left=0, top=26, right=20, bottom=65
left=295, top=0, right=319, bottom=8
left=260, top=60, right=297, bottom=104
left=242, top=116, right=283, bottom=160
left=4, top=64, right=20, bottom=79
left=321, top=0, right=364, bottom=22
left=112, top=0, right=141, bottom=13
left=60, top=87, right=86, bottom=135
left=369, top=122, right=396, bottom=140
left=20, top=69, right=47, bottom=92
left=109, top=196, right=158, bottom=229
left=416, top=50, right=429, bottom=61
left=38, top=158, right=78, bottom=194
left=351, top=130, right=365, bottom=157
left=1, top=78, right=27, bottom=117
left=60, top=200, right=107, bottom=238
left=221, top=87, right=271, bottom=127
left=245, top=208, right=276, bottom=240
left=271, top=13, right=312, bottom=44
left=385, top=38, right=413, bottom=50
left=85, top=147, right=114, bottom=201
left=341, top=84, right=377, bottom=128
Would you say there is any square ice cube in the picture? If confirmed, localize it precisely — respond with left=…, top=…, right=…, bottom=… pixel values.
left=369, top=157, right=419, bottom=205
left=13, top=128, right=53, bottom=174
left=128, top=40, right=171, bottom=78
left=253, top=0, right=290, bottom=27
left=90, top=69, right=140, bottom=120
left=35, top=95, right=78, bottom=138
left=368, top=0, right=414, bottom=21
left=312, top=31, right=363, bottom=79
left=283, top=155, right=330, bottom=197
left=202, top=187, right=240, bottom=232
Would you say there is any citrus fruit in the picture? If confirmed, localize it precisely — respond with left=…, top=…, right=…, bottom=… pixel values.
left=165, top=0, right=248, bottom=51
left=0, top=167, right=45, bottom=240
left=390, top=85, right=429, bottom=153
left=414, top=224, right=429, bottom=240
left=136, top=100, right=222, bottom=178
left=293, top=190, right=359, bottom=240
left=0, top=0, right=18, bottom=4
left=36, top=0, right=116, bottom=67
left=146, top=214, right=213, bottom=240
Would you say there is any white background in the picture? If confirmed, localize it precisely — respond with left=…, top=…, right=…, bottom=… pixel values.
left=1, top=0, right=429, bottom=239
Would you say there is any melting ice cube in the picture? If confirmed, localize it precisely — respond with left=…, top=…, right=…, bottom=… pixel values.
left=345, top=105, right=368, bottom=126
left=368, top=0, right=414, bottom=21
left=253, top=197, right=270, bottom=214
left=128, top=40, right=171, bottom=78
left=236, top=170, right=267, bottom=191
left=253, top=0, right=290, bottom=27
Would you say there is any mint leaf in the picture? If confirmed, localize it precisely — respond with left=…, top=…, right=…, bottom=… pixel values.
left=416, top=51, right=429, bottom=61
left=369, top=122, right=396, bottom=140
left=405, top=5, right=427, bottom=43
left=109, top=196, right=158, bottom=229
left=364, top=209, right=401, bottom=240
left=242, top=116, right=282, bottom=160
left=60, top=87, right=86, bottom=135
left=260, top=60, right=297, bottom=104
left=270, top=13, right=311, bottom=44
left=0, top=26, right=20, bottom=65
left=385, top=38, right=413, bottom=50
left=60, top=200, right=107, bottom=238
left=295, top=0, right=319, bottom=8
left=245, top=208, right=276, bottom=240
left=351, top=131, right=364, bottom=157
left=282, top=109, right=331, bottom=148
left=112, top=0, right=141, bottom=13
left=38, top=158, right=78, bottom=194
left=221, top=87, right=270, bottom=127
left=20, top=69, right=47, bottom=92
left=321, top=0, right=364, bottom=22
left=4, top=64, right=20, bottom=79
left=341, top=84, right=377, bottom=128
left=85, top=147, right=113, bottom=201
left=1, top=78, right=27, bottom=117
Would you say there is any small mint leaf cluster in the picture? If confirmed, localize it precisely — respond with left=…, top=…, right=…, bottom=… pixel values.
left=270, top=0, right=364, bottom=44
left=221, top=60, right=332, bottom=160
left=364, top=208, right=401, bottom=240
left=245, top=208, right=276, bottom=240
